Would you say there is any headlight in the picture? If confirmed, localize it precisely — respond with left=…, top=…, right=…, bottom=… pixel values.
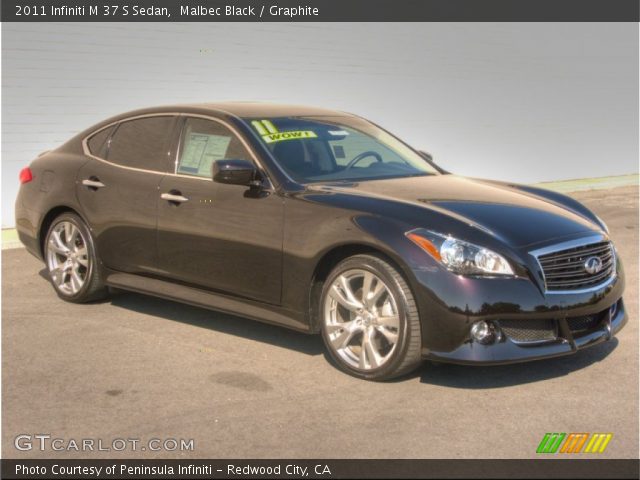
left=406, top=229, right=514, bottom=276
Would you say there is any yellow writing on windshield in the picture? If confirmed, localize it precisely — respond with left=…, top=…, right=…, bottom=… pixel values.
left=251, top=119, right=318, bottom=143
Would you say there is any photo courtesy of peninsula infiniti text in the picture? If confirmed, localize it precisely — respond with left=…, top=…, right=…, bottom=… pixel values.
left=15, top=103, right=627, bottom=380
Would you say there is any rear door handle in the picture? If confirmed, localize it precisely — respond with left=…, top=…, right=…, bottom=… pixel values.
left=82, top=178, right=105, bottom=189
left=161, top=192, right=189, bottom=204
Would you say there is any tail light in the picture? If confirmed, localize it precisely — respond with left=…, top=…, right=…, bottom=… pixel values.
left=19, top=167, right=33, bottom=184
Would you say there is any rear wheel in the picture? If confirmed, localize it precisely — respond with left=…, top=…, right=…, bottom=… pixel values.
left=320, top=254, right=422, bottom=381
left=44, top=213, right=108, bottom=303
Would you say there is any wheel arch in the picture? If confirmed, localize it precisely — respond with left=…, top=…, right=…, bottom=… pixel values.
left=38, top=205, right=88, bottom=257
left=307, top=242, right=418, bottom=333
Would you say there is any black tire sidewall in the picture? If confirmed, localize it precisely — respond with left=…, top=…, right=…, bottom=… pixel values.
left=320, top=255, right=415, bottom=380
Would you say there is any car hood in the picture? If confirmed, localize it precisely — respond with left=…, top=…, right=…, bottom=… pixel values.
left=308, top=175, right=602, bottom=248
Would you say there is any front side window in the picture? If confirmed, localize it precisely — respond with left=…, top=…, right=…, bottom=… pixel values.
left=246, top=116, right=438, bottom=183
left=176, top=117, right=252, bottom=178
left=108, top=116, right=175, bottom=172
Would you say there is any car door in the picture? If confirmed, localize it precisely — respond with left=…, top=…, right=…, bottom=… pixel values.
left=156, top=115, right=283, bottom=305
left=77, top=115, right=178, bottom=273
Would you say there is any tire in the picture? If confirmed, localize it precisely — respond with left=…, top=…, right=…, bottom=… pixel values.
left=320, top=254, right=422, bottom=380
left=44, top=212, right=109, bottom=303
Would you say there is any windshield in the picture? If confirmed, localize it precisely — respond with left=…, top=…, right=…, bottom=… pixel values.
left=245, top=116, right=438, bottom=183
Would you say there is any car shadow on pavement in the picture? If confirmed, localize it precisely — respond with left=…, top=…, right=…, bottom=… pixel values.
left=415, top=339, right=619, bottom=389
left=108, top=290, right=326, bottom=357
left=38, top=267, right=325, bottom=356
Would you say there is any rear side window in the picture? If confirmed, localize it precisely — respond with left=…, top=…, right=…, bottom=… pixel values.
left=87, top=125, right=114, bottom=158
left=108, top=116, right=175, bottom=172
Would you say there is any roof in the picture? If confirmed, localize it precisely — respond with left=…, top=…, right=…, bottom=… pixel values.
left=188, top=102, right=353, bottom=118
left=64, top=102, right=355, bottom=151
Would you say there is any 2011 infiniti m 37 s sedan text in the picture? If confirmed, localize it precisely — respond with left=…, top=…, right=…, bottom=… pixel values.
left=15, top=103, right=627, bottom=380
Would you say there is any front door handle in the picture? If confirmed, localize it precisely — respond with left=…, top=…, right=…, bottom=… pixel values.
left=82, top=178, right=105, bottom=189
left=161, top=192, right=189, bottom=204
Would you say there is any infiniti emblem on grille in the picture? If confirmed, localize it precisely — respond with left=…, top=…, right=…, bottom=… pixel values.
left=584, top=256, right=603, bottom=275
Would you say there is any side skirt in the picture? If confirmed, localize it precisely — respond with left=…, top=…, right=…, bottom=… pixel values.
left=105, top=272, right=311, bottom=333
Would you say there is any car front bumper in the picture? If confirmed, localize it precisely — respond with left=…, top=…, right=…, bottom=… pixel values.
left=411, top=259, right=627, bottom=365
left=423, top=298, right=627, bottom=365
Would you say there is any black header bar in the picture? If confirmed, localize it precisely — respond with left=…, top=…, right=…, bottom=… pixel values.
left=1, top=0, right=639, bottom=22
left=2, top=459, right=639, bottom=479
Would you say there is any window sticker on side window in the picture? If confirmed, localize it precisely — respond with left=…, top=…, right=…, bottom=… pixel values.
left=178, top=133, right=232, bottom=177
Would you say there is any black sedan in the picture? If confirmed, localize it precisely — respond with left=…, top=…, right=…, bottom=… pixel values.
left=15, top=103, right=627, bottom=380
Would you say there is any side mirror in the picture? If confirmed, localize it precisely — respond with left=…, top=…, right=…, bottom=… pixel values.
left=418, top=150, right=449, bottom=174
left=213, top=159, right=259, bottom=186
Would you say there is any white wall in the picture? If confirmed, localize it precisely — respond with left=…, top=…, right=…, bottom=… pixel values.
left=2, top=22, right=638, bottom=227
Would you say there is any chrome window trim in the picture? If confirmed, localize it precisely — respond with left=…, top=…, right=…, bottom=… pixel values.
left=81, top=112, right=274, bottom=189
left=529, top=233, right=617, bottom=294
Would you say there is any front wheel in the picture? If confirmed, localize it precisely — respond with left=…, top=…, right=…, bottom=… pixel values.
left=44, top=213, right=109, bottom=303
left=320, top=254, right=422, bottom=381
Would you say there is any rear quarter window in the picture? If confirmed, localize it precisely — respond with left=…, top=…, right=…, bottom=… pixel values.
left=87, top=125, right=115, bottom=158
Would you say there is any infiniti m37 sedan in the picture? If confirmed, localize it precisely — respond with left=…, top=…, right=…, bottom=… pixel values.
left=15, top=103, right=627, bottom=380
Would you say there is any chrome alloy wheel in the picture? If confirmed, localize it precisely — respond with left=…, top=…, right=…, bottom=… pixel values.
left=323, top=269, right=401, bottom=370
left=46, top=221, right=89, bottom=296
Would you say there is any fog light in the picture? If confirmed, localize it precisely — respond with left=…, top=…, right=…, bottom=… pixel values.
left=470, top=321, right=496, bottom=345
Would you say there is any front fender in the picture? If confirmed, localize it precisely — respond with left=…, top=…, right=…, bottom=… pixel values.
left=280, top=194, right=422, bottom=325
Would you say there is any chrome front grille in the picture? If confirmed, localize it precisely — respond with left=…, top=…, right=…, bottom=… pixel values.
left=535, top=240, right=615, bottom=292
